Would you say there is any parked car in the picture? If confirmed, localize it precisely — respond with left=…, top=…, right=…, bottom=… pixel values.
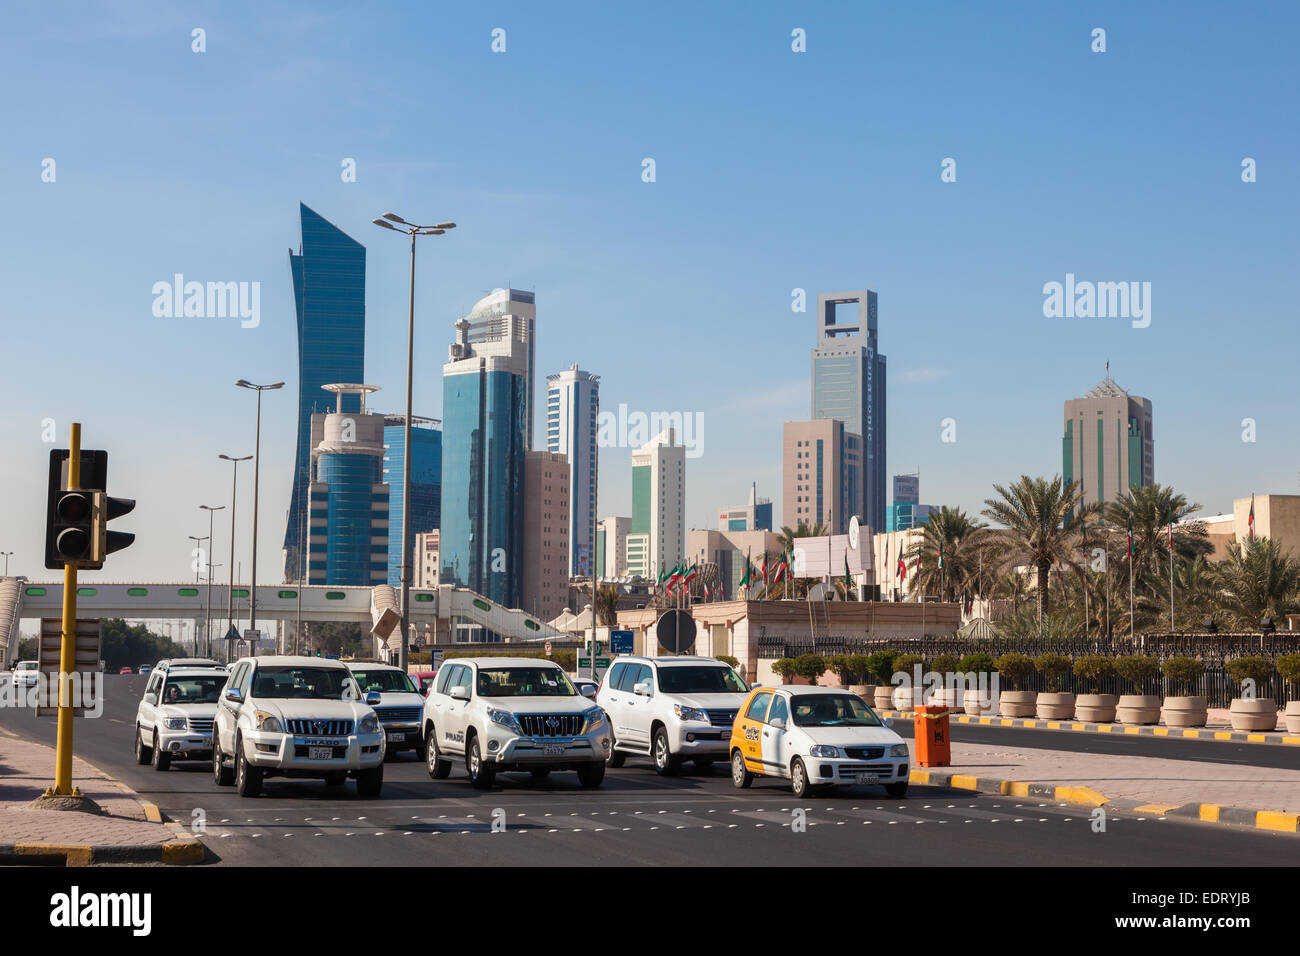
left=730, top=685, right=911, bottom=798
left=212, top=655, right=386, bottom=798
left=596, top=656, right=749, bottom=775
left=135, top=659, right=228, bottom=770
left=12, top=661, right=40, bottom=688
left=421, top=657, right=609, bottom=789
left=346, top=662, right=426, bottom=760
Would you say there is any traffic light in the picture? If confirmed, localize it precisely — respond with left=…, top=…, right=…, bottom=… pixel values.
left=44, top=448, right=134, bottom=570
left=91, top=492, right=135, bottom=562
left=46, top=489, right=95, bottom=566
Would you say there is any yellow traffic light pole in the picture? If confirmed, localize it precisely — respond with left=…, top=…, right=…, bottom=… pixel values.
left=49, top=422, right=81, bottom=797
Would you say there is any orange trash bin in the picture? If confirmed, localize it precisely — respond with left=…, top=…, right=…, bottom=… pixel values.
left=913, top=705, right=951, bottom=767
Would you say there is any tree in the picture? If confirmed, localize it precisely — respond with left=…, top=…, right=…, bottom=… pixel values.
left=100, top=619, right=188, bottom=672
left=594, top=585, right=621, bottom=627
left=1214, top=536, right=1300, bottom=628
left=982, top=475, right=1099, bottom=620
left=902, top=505, right=989, bottom=603
left=1104, top=483, right=1209, bottom=625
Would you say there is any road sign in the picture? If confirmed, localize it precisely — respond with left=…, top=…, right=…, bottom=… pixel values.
left=578, top=656, right=591, bottom=668
left=610, top=630, right=633, bottom=655
left=432, top=649, right=445, bottom=671
left=655, top=609, right=696, bottom=654
left=595, top=657, right=611, bottom=669
left=544, top=640, right=553, bottom=657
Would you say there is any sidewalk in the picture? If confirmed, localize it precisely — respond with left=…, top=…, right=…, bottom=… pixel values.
left=0, top=729, right=202, bottom=864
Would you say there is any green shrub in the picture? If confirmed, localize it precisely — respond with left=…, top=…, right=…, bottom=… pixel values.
left=847, top=654, right=872, bottom=685
left=1072, top=654, right=1115, bottom=692
left=1225, top=656, right=1275, bottom=694
left=865, top=650, right=899, bottom=685
left=892, top=653, right=924, bottom=682
left=957, top=652, right=995, bottom=676
left=792, top=653, right=829, bottom=682
left=1035, top=652, right=1072, bottom=692
left=1160, top=656, right=1205, bottom=695
left=827, top=654, right=854, bottom=685
left=1276, top=653, right=1300, bottom=695
left=930, top=653, right=960, bottom=676
left=716, top=655, right=740, bottom=669
left=772, top=657, right=798, bottom=683
left=1114, top=654, right=1159, bottom=692
left=994, top=653, right=1034, bottom=690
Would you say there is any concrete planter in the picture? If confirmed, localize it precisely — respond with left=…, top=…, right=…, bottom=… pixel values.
left=963, top=688, right=998, bottom=716
left=998, top=690, right=1037, bottom=718
left=1075, top=694, right=1119, bottom=723
left=849, top=684, right=874, bottom=702
left=892, top=685, right=920, bottom=712
left=874, top=687, right=896, bottom=712
left=1284, top=701, right=1300, bottom=734
left=1161, top=696, right=1208, bottom=728
left=935, top=687, right=965, bottom=713
left=1229, top=698, right=1278, bottom=731
left=1035, top=692, right=1076, bottom=720
left=1117, top=694, right=1161, bottom=725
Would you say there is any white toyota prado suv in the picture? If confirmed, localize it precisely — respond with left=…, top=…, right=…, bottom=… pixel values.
left=134, top=658, right=228, bottom=771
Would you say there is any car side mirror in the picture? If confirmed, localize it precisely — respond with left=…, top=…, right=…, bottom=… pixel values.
left=144, top=692, right=158, bottom=706
left=581, top=685, right=597, bottom=699
left=633, top=682, right=650, bottom=696
left=450, top=685, right=470, bottom=701
left=365, top=691, right=381, bottom=706
left=769, top=717, right=786, bottom=731
left=224, top=687, right=243, bottom=704
left=751, top=682, right=763, bottom=688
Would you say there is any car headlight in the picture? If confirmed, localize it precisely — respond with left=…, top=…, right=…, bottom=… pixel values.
left=253, top=710, right=282, bottom=733
left=358, top=714, right=380, bottom=735
left=581, top=707, right=607, bottom=734
left=888, top=743, right=910, bottom=758
left=487, top=707, right=523, bottom=735
left=808, top=744, right=841, bottom=758
left=163, top=716, right=188, bottom=731
left=673, top=704, right=710, bottom=723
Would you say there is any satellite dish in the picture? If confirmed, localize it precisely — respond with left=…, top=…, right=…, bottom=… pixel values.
left=655, top=610, right=697, bottom=654
left=848, top=515, right=860, bottom=550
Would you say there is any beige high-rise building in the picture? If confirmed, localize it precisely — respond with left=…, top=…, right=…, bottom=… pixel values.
left=522, top=451, right=570, bottom=621
left=627, top=429, right=685, bottom=578
left=1063, top=376, right=1154, bottom=508
left=597, top=515, right=631, bottom=579
left=414, top=531, right=439, bottom=588
left=782, top=419, right=859, bottom=533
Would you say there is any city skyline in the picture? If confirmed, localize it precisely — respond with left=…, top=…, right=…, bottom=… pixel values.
left=3, top=3, right=1298, bottom=583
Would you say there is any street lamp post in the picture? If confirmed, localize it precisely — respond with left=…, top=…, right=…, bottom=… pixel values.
left=236, top=380, right=284, bottom=652
left=200, top=505, right=225, bottom=657
left=219, top=454, right=252, bottom=662
left=1, top=551, right=12, bottom=576
left=372, top=212, right=456, bottom=672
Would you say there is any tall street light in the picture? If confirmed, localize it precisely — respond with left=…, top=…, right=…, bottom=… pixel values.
left=236, top=380, right=284, bottom=652
left=1, top=552, right=12, bottom=576
left=200, top=504, right=225, bottom=657
left=372, top=212, right=456, bottom=671
left=220, top=454, right=252, bottom=662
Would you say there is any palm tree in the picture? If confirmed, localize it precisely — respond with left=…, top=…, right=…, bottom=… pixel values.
left=1214, top=536, right=1300, bottom=628
left=594, top=584, right=621, bottom=627
left=982, top=475, right=1100, bottom=620
left=772, top=523, right=827, bottom=599
left=1104, top=483, right=1207, bottom=607
left=901, top=506, right=988, bottom=603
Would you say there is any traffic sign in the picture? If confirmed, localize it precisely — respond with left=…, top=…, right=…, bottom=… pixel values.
left=610, top=630, right=634, bottom=655
left=595, top=657, right=611, bottom=668
left=655, top=609, right=696, bottom=654
left=544, top=640, right=553, bottom=657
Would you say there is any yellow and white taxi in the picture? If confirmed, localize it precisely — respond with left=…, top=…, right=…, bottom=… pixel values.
left=730, top=685, right=911, bottom=798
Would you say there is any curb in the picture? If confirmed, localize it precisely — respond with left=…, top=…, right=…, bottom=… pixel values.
left=881, top=709, right=1300, bottom=748
left=908, top=767, right=1300, bottom=836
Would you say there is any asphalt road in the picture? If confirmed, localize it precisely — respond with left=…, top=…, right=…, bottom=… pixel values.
left=1, top=676, right=1295, bottom=866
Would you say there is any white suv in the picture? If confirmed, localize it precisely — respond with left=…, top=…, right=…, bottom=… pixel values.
left=597, top=656, right=749, bottom=776
left=212, top=655, right=386, bottom=798
left=346, top=661, right=426, bottom=760
left=134, top=659, right=228, bottom=771
left=11, top=661, right=39, bottom=688
left=421, top=657, right=610, bottom=789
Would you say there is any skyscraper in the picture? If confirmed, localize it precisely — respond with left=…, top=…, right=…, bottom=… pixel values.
left=439, top=306, right=530, bottom=607
left=461, top=288, right=537, bottom=448
left=782, top=420, right=861, bottom=534
left=546, top=365, right=599, bottom=577
left=1063, top=376, right=1154, bottom=509
left=811, top=290, right=886, bottom=532
left=886, top=473, right=935, bottom=531
left=383, top=416, right=442, bottom=587
left=283, top=204, right=366, bottom=582
left=626, top=429, right=685, bottom=578
left=521, top=450, right=570, bottom=621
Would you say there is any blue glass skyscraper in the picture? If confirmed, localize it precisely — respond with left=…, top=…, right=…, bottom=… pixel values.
left=283, top=204, right=366, bottom=582
left=383, top=417, right=442, bottom=587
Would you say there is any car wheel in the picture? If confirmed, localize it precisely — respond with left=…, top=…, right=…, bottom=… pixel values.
left=212, top=731, right=234, bottom=786
left=151, top=732, right=171, bottom=772
left=356, top=764, right=383, bottom=798
left=731, top=750, right=753, bottom=789
left=234, top=735, right=262, bottom=798
left=790, top=757, right=810, bottom=798
left=652, top=726, right=681, bottom=776
left=606, top=722, right=626, bottom=768
left=466, top=735, right=495, bottom=790
left=529, top=768, right=551, bottom=782
left=692, top=759, right=715, bottom=775
left=134, top=726, right=151, bottom=765
left=324, top=772, right=346, bottom=786
left=414, top=735, right=428, bottom=763
left=425, top=726, right=451, bottom=779
left=576, top=762, right=605, bottom=788
left=884, top=781, right=909, bottom=798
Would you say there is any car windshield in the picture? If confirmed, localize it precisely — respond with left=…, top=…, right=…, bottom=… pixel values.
left=160, top=676, right=224, bottom=704
left=251, top=666, right=353, bottom=700
left=476, top=667, right=575, bottom=697
left=657, top=665, right=747, bottom=694
left=17, top=662, right=37, bottom=671
left=351, top=669, right=416, bottom=694
left=791, top=695, right=883, bottom=728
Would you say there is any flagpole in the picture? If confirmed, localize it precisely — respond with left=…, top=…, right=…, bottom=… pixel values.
left=1128, top=545, right=1135, bottom=641
left=1169, top=517, right=1175, bottom=633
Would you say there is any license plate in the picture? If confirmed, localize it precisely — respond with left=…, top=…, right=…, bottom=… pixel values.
left=541, top=742, right=565, bottom=756
left=308, top=747, right=334, bottom=760
left=856, top=772, right=879, bottom=785
left=386, top=731, right=405, bottom=742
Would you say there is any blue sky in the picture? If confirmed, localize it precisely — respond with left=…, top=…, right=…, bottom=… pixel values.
left=1, top=0, right=1297, bottom=584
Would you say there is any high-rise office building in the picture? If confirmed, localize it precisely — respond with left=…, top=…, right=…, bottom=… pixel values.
left=812, top=290, right=886, bottom=532
left=413, top=531, right=440, bottom=588
left=521, top=451, right=571, bottom=621
left=596, top=516, right=631, bottom=579
left=626, top=429, right=685, bottom=578
left=382, top=416, right=442, bottom=587
left=782, top=420, right=861, bottom=534
left=886, top=473, right=935, bottom=531
left=461, top=288, right=537, bottom=449
left=1063, top=377, right=1154, bottom=509
left=283, top=204, right=367, bottom=582
left=546, top=365, right=599, bottom=577
left=440, top=308, right=530, bottom=607
left=717, top=482, right=773, bottom=532
left=306, top=384, right=388, bottom=586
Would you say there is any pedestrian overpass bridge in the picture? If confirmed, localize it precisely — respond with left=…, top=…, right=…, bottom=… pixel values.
left=0, top=577, right=563, bottom=664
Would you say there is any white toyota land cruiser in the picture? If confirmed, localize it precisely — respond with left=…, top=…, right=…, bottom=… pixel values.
left=212, top=655, right=386, bottom=798
left=134, top=658, right=228, bottom=771
left=421, top=657, right=610, bottom=789
left=346, top=661, right=426, bottom=760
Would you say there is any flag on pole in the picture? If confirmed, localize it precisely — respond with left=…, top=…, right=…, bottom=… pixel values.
left=684, top=564, right=698, bottom=587
left=843, top=553, right=852, bottom=591
left=1167, top=509, right=1174, bottom=549
left=938, top=542, right=944, bottom=569
left=740, top=550, right=753, bottom=590
left=897, top=556, right=906, bottom=579
left=1127, top=519, right=1134, bottom=556
left=1248, top=495, right=1255, bottom=539
left=761, top=552, right=769, bottom=590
